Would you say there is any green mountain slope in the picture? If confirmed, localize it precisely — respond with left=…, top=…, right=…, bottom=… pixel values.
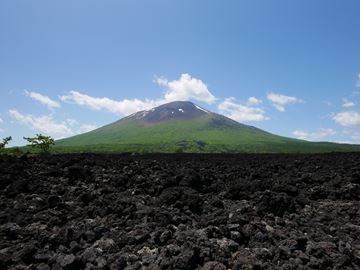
left=54, top=101, right=360, bottom=153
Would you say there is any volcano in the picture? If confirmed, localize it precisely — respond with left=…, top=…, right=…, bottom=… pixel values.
left=126, top=101, right=212, bottom=124
left=55, top=101, right=360, bottom=153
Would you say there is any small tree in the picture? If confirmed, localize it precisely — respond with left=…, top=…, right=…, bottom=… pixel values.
left=0, top=136, right=12, bottom=154
left=24, top=134, right=55, bottom=154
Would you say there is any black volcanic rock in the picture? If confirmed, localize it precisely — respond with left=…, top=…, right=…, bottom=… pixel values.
left=128, top=101, right=210, bottom=124
left=0, top=153, right=360, bottom=269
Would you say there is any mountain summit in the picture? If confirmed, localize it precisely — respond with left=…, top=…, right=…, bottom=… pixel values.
left=126, top=101, right=211, bottom=125
left=55, top=101, right=360, bottom=153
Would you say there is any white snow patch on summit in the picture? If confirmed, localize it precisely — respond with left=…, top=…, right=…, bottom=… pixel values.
left=135, top=110, right=149, bottom=119
left=195, top=105, right=210, bottom=113
left=178, top=108, right=184, bottom=112
left=126, top=112, right=137, bottom=118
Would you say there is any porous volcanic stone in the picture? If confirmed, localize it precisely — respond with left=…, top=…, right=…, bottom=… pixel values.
left=0, top=153, right=359, bottom=269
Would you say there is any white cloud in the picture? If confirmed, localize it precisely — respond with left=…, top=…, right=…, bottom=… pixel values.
left=341, top=130, right=360, bottom=144
left=342, top=98, right=356, bottom=108
left=65, top=118, right=78, bottom=126
left=350, top=133, right=360, bottom=143
left=333, top=111, right=360, bottom=127
left=0, top=129, right=4, bottom=133
left=0, top=117, right=3, bottom=123
left=292, top=128, right=336, bottom=141
left=60, top=73, right=216, bottom=116
left=78, top=124, right=97, bottom=133
left=9, top=109, right=73, bottom=139
left=156, top=73, right=216, bottom=104
left=60, top=91, right=160, bottom=116
left=357, top=73, right=360, bottom=87
left=267, top=92, right=302, bottom=112
left=218, top=97, right=269, bottom=122
left=24, top=90, right=61, bottom=109
left=9, top=109, right=98, bottom=139
left=247, top=97, right=262, bottom=106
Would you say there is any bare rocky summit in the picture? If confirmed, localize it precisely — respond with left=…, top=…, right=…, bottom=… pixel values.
left=126, top=101, right=211, bottom=125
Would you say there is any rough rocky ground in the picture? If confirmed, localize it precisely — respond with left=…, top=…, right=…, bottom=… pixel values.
left=0, top=153, right=360, bottom=270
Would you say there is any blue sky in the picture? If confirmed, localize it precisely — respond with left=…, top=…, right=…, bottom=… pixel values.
left=1, top=0, right=360, bottom=146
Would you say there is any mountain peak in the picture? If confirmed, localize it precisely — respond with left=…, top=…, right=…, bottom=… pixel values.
left=126, top=100, right=211, bottom=124
left=56, top=100, right=360, bottom=154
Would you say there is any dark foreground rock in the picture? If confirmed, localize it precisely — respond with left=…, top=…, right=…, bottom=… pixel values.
left=0, top=153, right=359, bottom=269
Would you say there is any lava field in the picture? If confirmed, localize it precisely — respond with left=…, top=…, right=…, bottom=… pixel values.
left=0, top=153, right=360, bottom=270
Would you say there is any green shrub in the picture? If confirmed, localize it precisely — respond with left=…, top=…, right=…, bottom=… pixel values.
left=24, top=134, right=55, bottom=154
left=0, top=136, right=12, bottom=155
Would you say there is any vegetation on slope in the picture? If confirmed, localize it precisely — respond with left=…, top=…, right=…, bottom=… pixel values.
left=54, top=114, right=360, bottom=153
